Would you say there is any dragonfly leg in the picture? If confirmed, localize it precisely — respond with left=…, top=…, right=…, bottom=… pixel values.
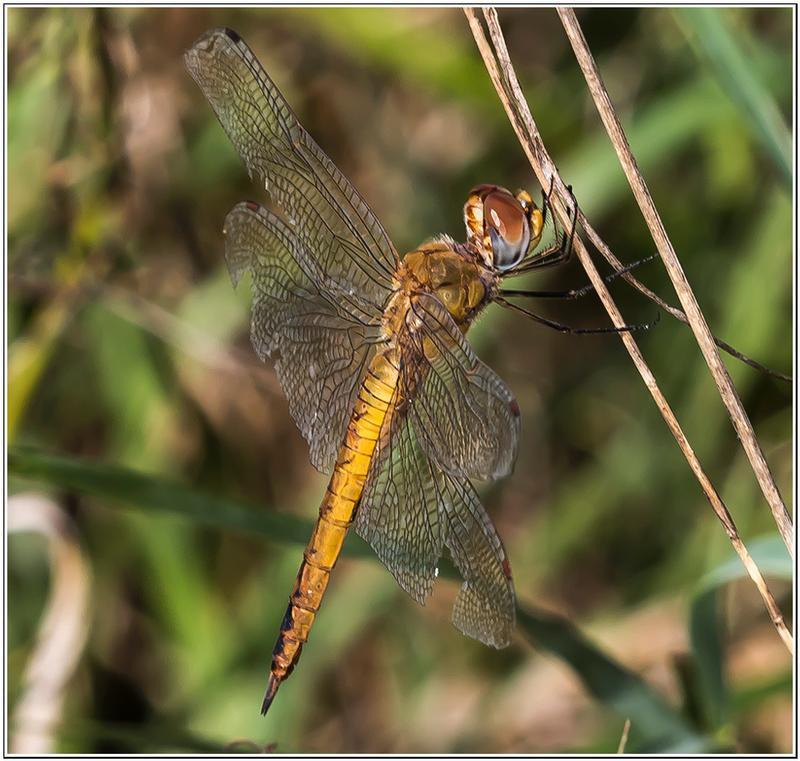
left=511, top=187, right=579, bottom=275
left=500, top=253, right=659, bottom=300
left=497, top=296, right=660, bottom=335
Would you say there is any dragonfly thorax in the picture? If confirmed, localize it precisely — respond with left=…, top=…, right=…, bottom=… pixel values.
left=394, top=241, right=495, bottom=332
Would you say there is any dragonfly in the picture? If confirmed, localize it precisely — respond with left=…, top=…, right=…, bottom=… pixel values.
left=185, top=27, right=635, bottom=715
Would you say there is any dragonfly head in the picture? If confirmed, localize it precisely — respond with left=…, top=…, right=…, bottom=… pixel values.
left=464, top=185, right=544, bottom=273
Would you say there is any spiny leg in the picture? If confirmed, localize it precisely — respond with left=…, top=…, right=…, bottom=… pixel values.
left=501, top=253, right=659, bottom=300
left=496, top=296, right=660, bottom=335
left=511, top=185, right=579, bottom=275
left=500, top=187, right=659, bottom=335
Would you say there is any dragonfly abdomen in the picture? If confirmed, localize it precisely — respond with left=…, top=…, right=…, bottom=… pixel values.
left=261, top=350, right=399, bottom=715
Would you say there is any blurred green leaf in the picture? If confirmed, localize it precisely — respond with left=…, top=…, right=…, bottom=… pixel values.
left=8, top=302, right=75, bottom=442
left=62, top=718, right=234, bottom=754
left=694, top=534, right=792, bottom=592
left=564, top=77, right=736, bottom=218
left=7, top=40, right=71, bottom=233
left=689, top=534, right=791, bottom=731
left=675, top=8, right=791, bottom=185
left=10, top=447, right=319, bottom=550
left=689, top=589, right=727, bottom=731
left=278, top=8, right=495, bottom=108
left=732, top=670, right=792, bottom=717
left=518, top=607, right=709, bottom=752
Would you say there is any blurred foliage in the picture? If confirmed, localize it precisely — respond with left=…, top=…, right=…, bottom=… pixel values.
left=7, top=6, right=793, bottom=753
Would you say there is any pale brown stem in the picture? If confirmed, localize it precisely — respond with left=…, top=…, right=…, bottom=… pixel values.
left=557, top=7, right=792, bottom=555
left=463, top=7, right=792, bottom=654
left=617, top=718, right=631, bottom=754
left=9, top=494, right=92, bottom=752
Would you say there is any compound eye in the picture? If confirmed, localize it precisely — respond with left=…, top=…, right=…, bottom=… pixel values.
left=484, top=190, right=531, bottom=271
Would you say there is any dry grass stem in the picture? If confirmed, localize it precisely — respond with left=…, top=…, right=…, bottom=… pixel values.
left=9, top=494, right=92, bottom=753
left=617, top=718, right=631, bottom=754
left=464, top=8, right=792, bottom=654
left=557, top=7, right=792, bottom=554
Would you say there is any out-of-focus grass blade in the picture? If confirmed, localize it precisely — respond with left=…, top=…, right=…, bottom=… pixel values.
left=689, top=588, right=727, bottom=731
left=11, top=447, right=711, bottom=752
left=8, top=447, right=365, bottom=555
left=563, top=53, right=781, bottom=220
left=693, top=533, right=792, bottom=596
left=62, top=719, right=235, bottom=754
left=563, top=77, right=735, bottom=218
left=675, top=8, right=791, bottom=186
left=517, top=607, right=709, bottom=753
left=733, top=671, right=792, bottom=718
left=8, top=303, right=76, bottom=442
left=7, top=21, right=72, bottom=233
left=273, top=7, right=496, bottom=108
left=689, top=534, right=792, bottom=732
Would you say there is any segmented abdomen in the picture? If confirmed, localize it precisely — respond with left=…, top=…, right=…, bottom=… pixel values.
left=261, top=349, right=399, bottom=714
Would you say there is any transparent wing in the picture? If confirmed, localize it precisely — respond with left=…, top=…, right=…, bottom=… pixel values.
left=355, top=402, right=515, bottom=648
left=440, top=475, right=516, bottom=648
left=185, top=28, right=398, bottom=311
left=403, top=294, right=521, bottom=481
left=355, top=404, right=443, bottom=606
left=225, top=201, right=383, bottom=473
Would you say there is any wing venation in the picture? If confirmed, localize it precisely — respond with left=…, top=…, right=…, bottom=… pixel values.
left=186, top=28, right=398, bottom=312
left=403, top=294, right=521, bottom=481
left=224, top=201, right=383, bottom=473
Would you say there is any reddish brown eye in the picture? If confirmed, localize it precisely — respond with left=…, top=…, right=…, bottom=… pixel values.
left=485, top=192, right=523, bottom=242
left=483, top=190, right=530, bottom=271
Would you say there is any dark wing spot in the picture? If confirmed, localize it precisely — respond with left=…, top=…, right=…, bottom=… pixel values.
left=501, top=557, right=513, bottom=580
left=509, top=399, right=521, bottom=417
left=245, top=200, right=260, bottom=211
left=223, top=27, right=242, bottom=42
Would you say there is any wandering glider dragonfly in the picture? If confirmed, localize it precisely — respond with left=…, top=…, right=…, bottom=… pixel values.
left=186, top=27, right=602, bottom=715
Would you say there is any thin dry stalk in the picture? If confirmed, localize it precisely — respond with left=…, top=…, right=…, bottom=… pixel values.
left=464, top=8, right=792, bottom=654
left=9, top=494, right=92, bottom=753
left=617, top=718, right=631, bottom=754
left=557, top=7, right=792, bottom=555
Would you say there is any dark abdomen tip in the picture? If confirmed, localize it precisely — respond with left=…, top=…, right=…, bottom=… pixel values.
left=261, top=673, right=280, bottom=716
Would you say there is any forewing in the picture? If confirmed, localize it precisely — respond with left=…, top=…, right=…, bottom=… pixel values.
left=355, top=402, right=515, bottom=648
left=403, top=294, right=521, bottom=481
left=225, top=201, right=382, bottom=473
left=185, top=28, right=398, bottom=311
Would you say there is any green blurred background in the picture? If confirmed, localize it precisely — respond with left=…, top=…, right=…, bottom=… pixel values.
left=7, top=6, right=793, bottom=754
